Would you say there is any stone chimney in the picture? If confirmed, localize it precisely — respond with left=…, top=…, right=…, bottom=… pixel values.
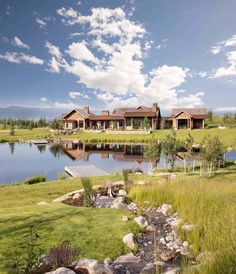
left=152, top=103, right=158, bottom=112
left=83, top=106, right=89, bottom=114
left=101, top=110, right=109, bottom=116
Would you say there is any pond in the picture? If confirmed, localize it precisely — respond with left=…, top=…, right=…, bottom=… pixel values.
left=0, top=141, right=235, bottom=185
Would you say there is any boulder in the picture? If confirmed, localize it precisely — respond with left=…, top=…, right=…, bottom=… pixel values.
left=111, top=197, right=127, bottom=209
left=122, top=233, right=136, bottom=250
left=157, top=204, right=172, bottom=216
left=160, top=250, right=175, bottom=262
left=118, top=189, right=127, bottom=197
left=45, top=267, right=76, bottom=274
left=134, top=216, right=148, bottom=228
left=52, top=194, right=71, bottom=203
left=75, top=258, right=112, bottom=274
left=113, top=253, right=141, bottom=267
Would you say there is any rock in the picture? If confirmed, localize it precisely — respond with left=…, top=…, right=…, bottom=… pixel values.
left=37, top=201, right=48, bottom=205
left=118, top=189, right=127, bottom=197
left=137, top=180, right=145, bottom=185
left=113, top=253, right=141, bottom=268
left=127, top=202, right=138, bottom=213
left=134, top=216, right=148, bottom=228
left=157, top=204, right=172, bottom=216
left=111, top=201, right=127, bottom=210
left=73, top=193, right=82, bottom=200
left=103, top=258, right=113, bottom=266
left=122, top=216, right=129, bottom=221
left=75, top=258, right=112, bottom=274
left=181, top=223, right=196, bottom=232
left=182, top=241, right=189, bottom=247
left=52, top=194, right=71, bottom=203
left=146, top=224, right=156, bottom=232
left=140, top=263, right=155, bottom=274
left=45, top=267, right=76, bottom=274
left=160, top=250, right=175, bottom=261
left=122, top=233, right=136, bottom=250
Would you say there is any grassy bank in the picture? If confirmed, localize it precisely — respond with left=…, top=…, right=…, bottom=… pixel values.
left=0, top=174, right=144, bottom=273
left=1, top=127, right=236, bottom=148
left=129, top=173, right=236, bottom=274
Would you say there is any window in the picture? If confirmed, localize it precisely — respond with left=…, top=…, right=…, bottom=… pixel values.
left=126, top=118, right=131, bottom=126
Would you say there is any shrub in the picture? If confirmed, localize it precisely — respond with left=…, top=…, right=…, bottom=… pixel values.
left=58, top=173, right=66, bottom=180
left=23, top=176, right=46, bottom=185
left=81, top=178, right=93, bottom=207
left=0, top=139, right=8, bottom=143
left=48, top=242, right=79, bottom=270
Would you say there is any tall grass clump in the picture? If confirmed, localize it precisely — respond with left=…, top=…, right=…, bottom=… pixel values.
left=122, top=169, right=129, bottom=189
left=81, top=177, right=93, bottom=207
left=129, top=175, right=236, bottom=274
left=23, top=175, right=46, bottom=185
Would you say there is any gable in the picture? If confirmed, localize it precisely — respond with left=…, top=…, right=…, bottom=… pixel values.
left=62, top=110, right=84, bottom=121
left=173, top=111, right=192, bottom=119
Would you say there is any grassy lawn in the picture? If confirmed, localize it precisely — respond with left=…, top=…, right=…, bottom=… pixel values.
left=1, top=126, right=236, bottom=148
left=0, top=128, right=51, bottom=142
left=129, top=173, right=236, bottom=274
left=0, top=175, right=142, bottom=273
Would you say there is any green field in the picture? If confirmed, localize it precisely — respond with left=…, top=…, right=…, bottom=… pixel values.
left=0, top=126, right=236, bottom=148
left=0, top=173, right=236, bottom=273
left=0, top=174, right=142, bottom=273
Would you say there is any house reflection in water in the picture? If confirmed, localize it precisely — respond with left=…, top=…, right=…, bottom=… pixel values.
left=62, top=141, right=148, bottom=164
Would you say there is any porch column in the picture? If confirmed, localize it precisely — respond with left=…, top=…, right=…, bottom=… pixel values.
left=202, top=119, right=204, bottom=129
left=83, top=120, right=85, bottom=129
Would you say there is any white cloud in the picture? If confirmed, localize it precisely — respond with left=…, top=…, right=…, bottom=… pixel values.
left=13, top=36, right=30, bottom=49
left=0, top=52, right=43, bottom=65
left=54, top=101, right=80, bottom=109
left=199, top=71, right=208, bottom=78
left=211, top=34, right=236, bottom=54
left=36, top=18, right=47, bottom=28
left=214, top=51, right=236, bottom=78
left=67, top=41, right=99, bottom=63
left=51, top=6, right=204, bottom=109
left=214, top=106, right=236, bottom=112
left=45, top=41, right=66, bottom=73
left=69, top=91, right=90, bottom=99
left=40, top=97, right=48, bottom=102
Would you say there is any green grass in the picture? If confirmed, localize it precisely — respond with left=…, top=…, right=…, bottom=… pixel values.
left=1, top=126, right=236, bottom=148
left=0, top=128, right=51, bottom=142
left=0, top=175, right=142, bottom=274
left=129, top=173, right=236, bottom=274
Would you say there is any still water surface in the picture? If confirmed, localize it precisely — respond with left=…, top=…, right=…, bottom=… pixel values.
left=0, top=142, right=235, bottom=185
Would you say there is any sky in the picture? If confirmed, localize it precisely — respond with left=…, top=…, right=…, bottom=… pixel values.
left=0, top=0, right=236, bottom=113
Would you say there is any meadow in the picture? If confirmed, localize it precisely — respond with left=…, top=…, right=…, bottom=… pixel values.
left=129, top=173, right=236, bottom=274
left=0, top=172, right=236, bottom=273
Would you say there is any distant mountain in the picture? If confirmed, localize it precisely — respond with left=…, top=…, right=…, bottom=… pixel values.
left=0, top=106, right=64, bottom=120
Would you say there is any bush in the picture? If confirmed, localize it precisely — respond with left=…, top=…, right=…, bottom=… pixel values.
left=48, top=242, right=79, bottom=270
left=58, top=173, right=66, bottom=180
left=23, top=176, right=46, bottom=185
left=0, top=139, right=8, bottom=143
left=81, top=178, right=93, bottom=207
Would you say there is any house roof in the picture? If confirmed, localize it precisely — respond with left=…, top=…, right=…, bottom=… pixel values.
left=113, top=106, right=158, bottom=117
left=61, top=109, right=93, bottom=119
left=172, top=108, right=208, bottom=118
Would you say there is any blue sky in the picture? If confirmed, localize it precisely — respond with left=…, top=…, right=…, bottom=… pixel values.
left=0, top=0, right=236, bottom=113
